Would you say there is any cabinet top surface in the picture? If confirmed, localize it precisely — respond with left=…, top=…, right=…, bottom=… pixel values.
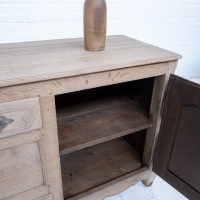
left=0, top=35, right=181, bottom=88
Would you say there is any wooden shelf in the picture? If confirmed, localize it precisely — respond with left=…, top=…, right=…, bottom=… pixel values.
left=61, top=138, right=142, bottom=199
left=57, top=95, right=152, bottom=155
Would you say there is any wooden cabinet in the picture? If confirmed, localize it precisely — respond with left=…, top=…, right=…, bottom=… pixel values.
left=0, top=36, right=199, bottom=200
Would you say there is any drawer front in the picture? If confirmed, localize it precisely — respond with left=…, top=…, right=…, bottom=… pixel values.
left=0, top=97, right=42, bottom=139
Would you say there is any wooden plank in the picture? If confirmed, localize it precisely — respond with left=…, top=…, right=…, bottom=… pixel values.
left=36, top=194, right=52, bottom=200
left=0, top=130, right=41, bottom=150
left=0, top=35, right=142, bottom=52
left=0, top=36, right=181, bottom=88
left=67, top=167, right=149, bottom=200
left=4, top=186, right=49, bottom=200
left=0, top=36, right=146, bottom=56
left=56, top=94, right=130, bottom=120
left=142, top=61, right=177, bottom=186
left=61, top=138, right=142, bottom=199
left=58, top=99, right=152, bottom=155
left=0, top=62, right=176, bottom=103
left=39, top=96, right=64, bottom=200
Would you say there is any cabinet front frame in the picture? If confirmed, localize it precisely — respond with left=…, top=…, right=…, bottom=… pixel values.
left=0, top=61, right=177, bottom=200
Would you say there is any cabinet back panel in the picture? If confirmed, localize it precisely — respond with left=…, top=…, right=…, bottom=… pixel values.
left=124, top=130, right=147, bottom=157
left=56, top=77, right=154, bottom=117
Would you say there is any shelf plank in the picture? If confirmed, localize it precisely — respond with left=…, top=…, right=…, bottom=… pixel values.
left=58, top=100, right=152, bottom=155
left=67, top=167, right=149, bottom=200
left=56, top=94, right=131, bottom=121
left=61, top=138, right=142, bottom=199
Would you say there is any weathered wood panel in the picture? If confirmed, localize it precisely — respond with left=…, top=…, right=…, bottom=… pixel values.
left=0, top=36, right=181, bottom=88
left=61, top=138, right=142, bottom=199
left=58, top=99, right=152, bottom=155
left=0, top=98, right=42, bottom=139
left=153, top=75, right=200, bottom=200
left=0, top=142, right=44, bottom=199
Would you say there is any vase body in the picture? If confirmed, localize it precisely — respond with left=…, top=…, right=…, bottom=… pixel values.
left=84, top=0, right=107, bottom=51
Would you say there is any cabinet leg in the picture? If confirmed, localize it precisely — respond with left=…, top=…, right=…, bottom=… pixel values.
left=143, top=172, right=156, bottom=187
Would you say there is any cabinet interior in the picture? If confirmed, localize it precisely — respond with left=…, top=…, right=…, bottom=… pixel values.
left=55, top=77, right=154, bottom=199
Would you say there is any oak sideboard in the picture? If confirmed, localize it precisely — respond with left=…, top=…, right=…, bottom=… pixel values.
left=0, top=35, right=199, bottom=200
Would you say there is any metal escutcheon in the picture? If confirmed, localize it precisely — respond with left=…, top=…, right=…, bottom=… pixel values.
left=0, top=116, right=14, bottom=133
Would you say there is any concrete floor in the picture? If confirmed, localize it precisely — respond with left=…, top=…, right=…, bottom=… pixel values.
left=105, top=176, right=188, bottom=200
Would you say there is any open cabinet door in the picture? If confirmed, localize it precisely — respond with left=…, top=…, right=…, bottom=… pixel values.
left=153, top=74, right=200, bottom=200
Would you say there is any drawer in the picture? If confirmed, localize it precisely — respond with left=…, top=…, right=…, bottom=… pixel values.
left=0, top=97, right=42, bottom=139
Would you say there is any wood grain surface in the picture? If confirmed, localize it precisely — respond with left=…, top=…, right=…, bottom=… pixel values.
left=61, top=138, right=142, bottom=199
left=84, top=0, right=107, bottom=51
left=0, top=142, right=44, bottom=199
left=0, top=35, right=181, bottom=88
left=153, top=75, right=200, bottom=200
left=58, top=95, right=152, bottom=155
left=0, top=97, right=42, bottom=139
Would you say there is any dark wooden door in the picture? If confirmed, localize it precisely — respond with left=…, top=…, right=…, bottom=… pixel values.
left=153, top=74, right=200, bottom=200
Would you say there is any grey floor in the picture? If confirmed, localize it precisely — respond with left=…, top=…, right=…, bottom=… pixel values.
left=105, top=176, right=188, bottom=200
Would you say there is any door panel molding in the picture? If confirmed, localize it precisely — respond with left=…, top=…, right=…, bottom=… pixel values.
left=0, top=130, right=50, bottom=200
left=4, top=186, right=49, bottom=200
left=153, top=75, right=200, bottom=200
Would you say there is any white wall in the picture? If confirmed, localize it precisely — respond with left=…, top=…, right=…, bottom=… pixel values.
left=0, top=0, right=200, bottom=78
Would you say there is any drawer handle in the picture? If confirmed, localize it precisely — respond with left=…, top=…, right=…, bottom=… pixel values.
left=0, top=116, right=14, bottom=133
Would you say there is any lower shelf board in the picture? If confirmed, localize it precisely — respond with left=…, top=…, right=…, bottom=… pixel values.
left=61, top=138, right=142, bottom=199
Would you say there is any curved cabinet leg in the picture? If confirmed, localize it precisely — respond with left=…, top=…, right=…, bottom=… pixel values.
left=143, top=172, right=156, bottom=187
